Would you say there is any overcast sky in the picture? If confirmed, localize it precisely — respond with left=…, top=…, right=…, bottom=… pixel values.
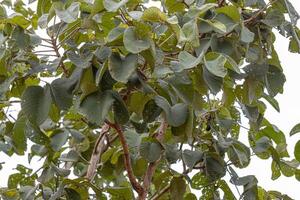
left=1, top=0, right=300, bottom=198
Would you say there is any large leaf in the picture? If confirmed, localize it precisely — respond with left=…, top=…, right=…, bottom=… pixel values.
left=154, top=96, right=188, bottom=127
left=50, top=77, right=78, bottom=110
left=55, top=2, right=80, bottom=23
left=108, top=53, right=138, bottom=83
left=204, top=153, right=226, bottom=181
left=79, top=91, right=115, bottom=125
left=170, top=177, right=186, bottom=200
left=123, top=27, right=151, bottom=53
left=204, top=54, right=227, bottom=78
left=182, top=149, right=203, bottom=169
left=21, top=86, right=52, bottom=125
left=139, top=141, right=163, bottom=163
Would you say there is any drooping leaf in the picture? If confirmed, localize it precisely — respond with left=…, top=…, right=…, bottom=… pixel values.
left=21, top=85, right=52, bottom=125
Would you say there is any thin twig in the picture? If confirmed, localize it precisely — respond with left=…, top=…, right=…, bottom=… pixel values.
left=244, top=1, right=276, bottom=25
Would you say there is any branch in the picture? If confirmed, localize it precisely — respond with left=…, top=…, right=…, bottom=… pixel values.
left=139, top=117, right=168, bottom=200
left=150, top=185, right=170, bottom=200
left=244, top=1, right=276, bottom=25
left=218, top=0, right=226, bottom=7
left=105, top=120, right=144, bottom=195
left=85, top=124, right=110, bottom=180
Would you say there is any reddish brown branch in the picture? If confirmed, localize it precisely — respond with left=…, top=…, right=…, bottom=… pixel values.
left=139, top=118, right=168, bottom=200
left=105, top=120, right=144, bottom=195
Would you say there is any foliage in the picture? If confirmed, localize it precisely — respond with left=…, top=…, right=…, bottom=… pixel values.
left=0, top=0, right=299, bottom=199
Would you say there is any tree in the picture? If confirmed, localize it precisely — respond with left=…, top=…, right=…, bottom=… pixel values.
left=0, top=0, right=299, bottom=199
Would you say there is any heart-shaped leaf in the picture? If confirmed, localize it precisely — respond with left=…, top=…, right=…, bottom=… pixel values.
left=123, top=27, right=151, bottom=53
left=108, top=53, right=138, bottom=83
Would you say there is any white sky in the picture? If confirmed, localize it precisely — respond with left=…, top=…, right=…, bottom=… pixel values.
left=1, top=0, right=300, bottom=198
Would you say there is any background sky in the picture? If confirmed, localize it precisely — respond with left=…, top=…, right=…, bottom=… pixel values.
left=1, top=0, right=300, bottom=198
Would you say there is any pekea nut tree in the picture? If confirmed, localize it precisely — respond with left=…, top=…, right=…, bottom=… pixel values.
left=0, top=0, right=300, bottom=199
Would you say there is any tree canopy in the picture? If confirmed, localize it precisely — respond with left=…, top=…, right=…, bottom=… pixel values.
left=0, top=0, right=300, bottom=199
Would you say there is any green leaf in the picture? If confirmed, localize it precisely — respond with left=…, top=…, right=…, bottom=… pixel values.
left=262, top=9, right=285, bottom=27
left=204, top=54, right=227, bottom=78
left=165, top=0, right=186, bottom=13
left=67, top=51, right=93, bottom=69
left=203, top=67, right=223, bottom=94
left=37, top=14, right=49, bottom=28
left=170, top=177, right=186, bottom=200
left=216, top=5, right=240, bottom=22
left=265, top=65, right=286, bottom=97
left=179, top=19, right=199, bottom=47
left=178, top=51, right=204, bottom=70
left=112, top=92, right=130, bottom=124
left=182, top=149, right=203, bottom=169
left=103, top=0, right=129, bottom=12
left=290, top=123, right=300, bottom=136
left=123, top=27, right=151, bottom=53
left=241, top=26, right=255, bottom=43
left=65, top=188, right=81, bottom=200
left=228, top=140, right=251, bottom=168
left=12, top=115, right=27, bottom=155
left=191, top=172, right=210, bottom=189
left=108, top=53, right=138, bottom=83
left=106, top=187, right=133, bottom=200
left=142, top=99, right=162, bottom=123
left=21, top=85, right=52, bottom=125
left=294, top=140, right=300, bottom=162
left=7, top=14, right=31, bottom=29
left=142, top=7, right=167, bottom=22
left=50, top=131, right=69, bottom=151
left=204, top=153, right=226, bottom=181
left=55, top=2, right=80, bottom=23
left=139, top=141, right=163, bottom=163
left=154, top=96, right=188, bottom=127
left=107, top=27, right=125, bottom=42
left=79, top=91, right=115, bottom=125
left=50, top=77, right=77, bottom=110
